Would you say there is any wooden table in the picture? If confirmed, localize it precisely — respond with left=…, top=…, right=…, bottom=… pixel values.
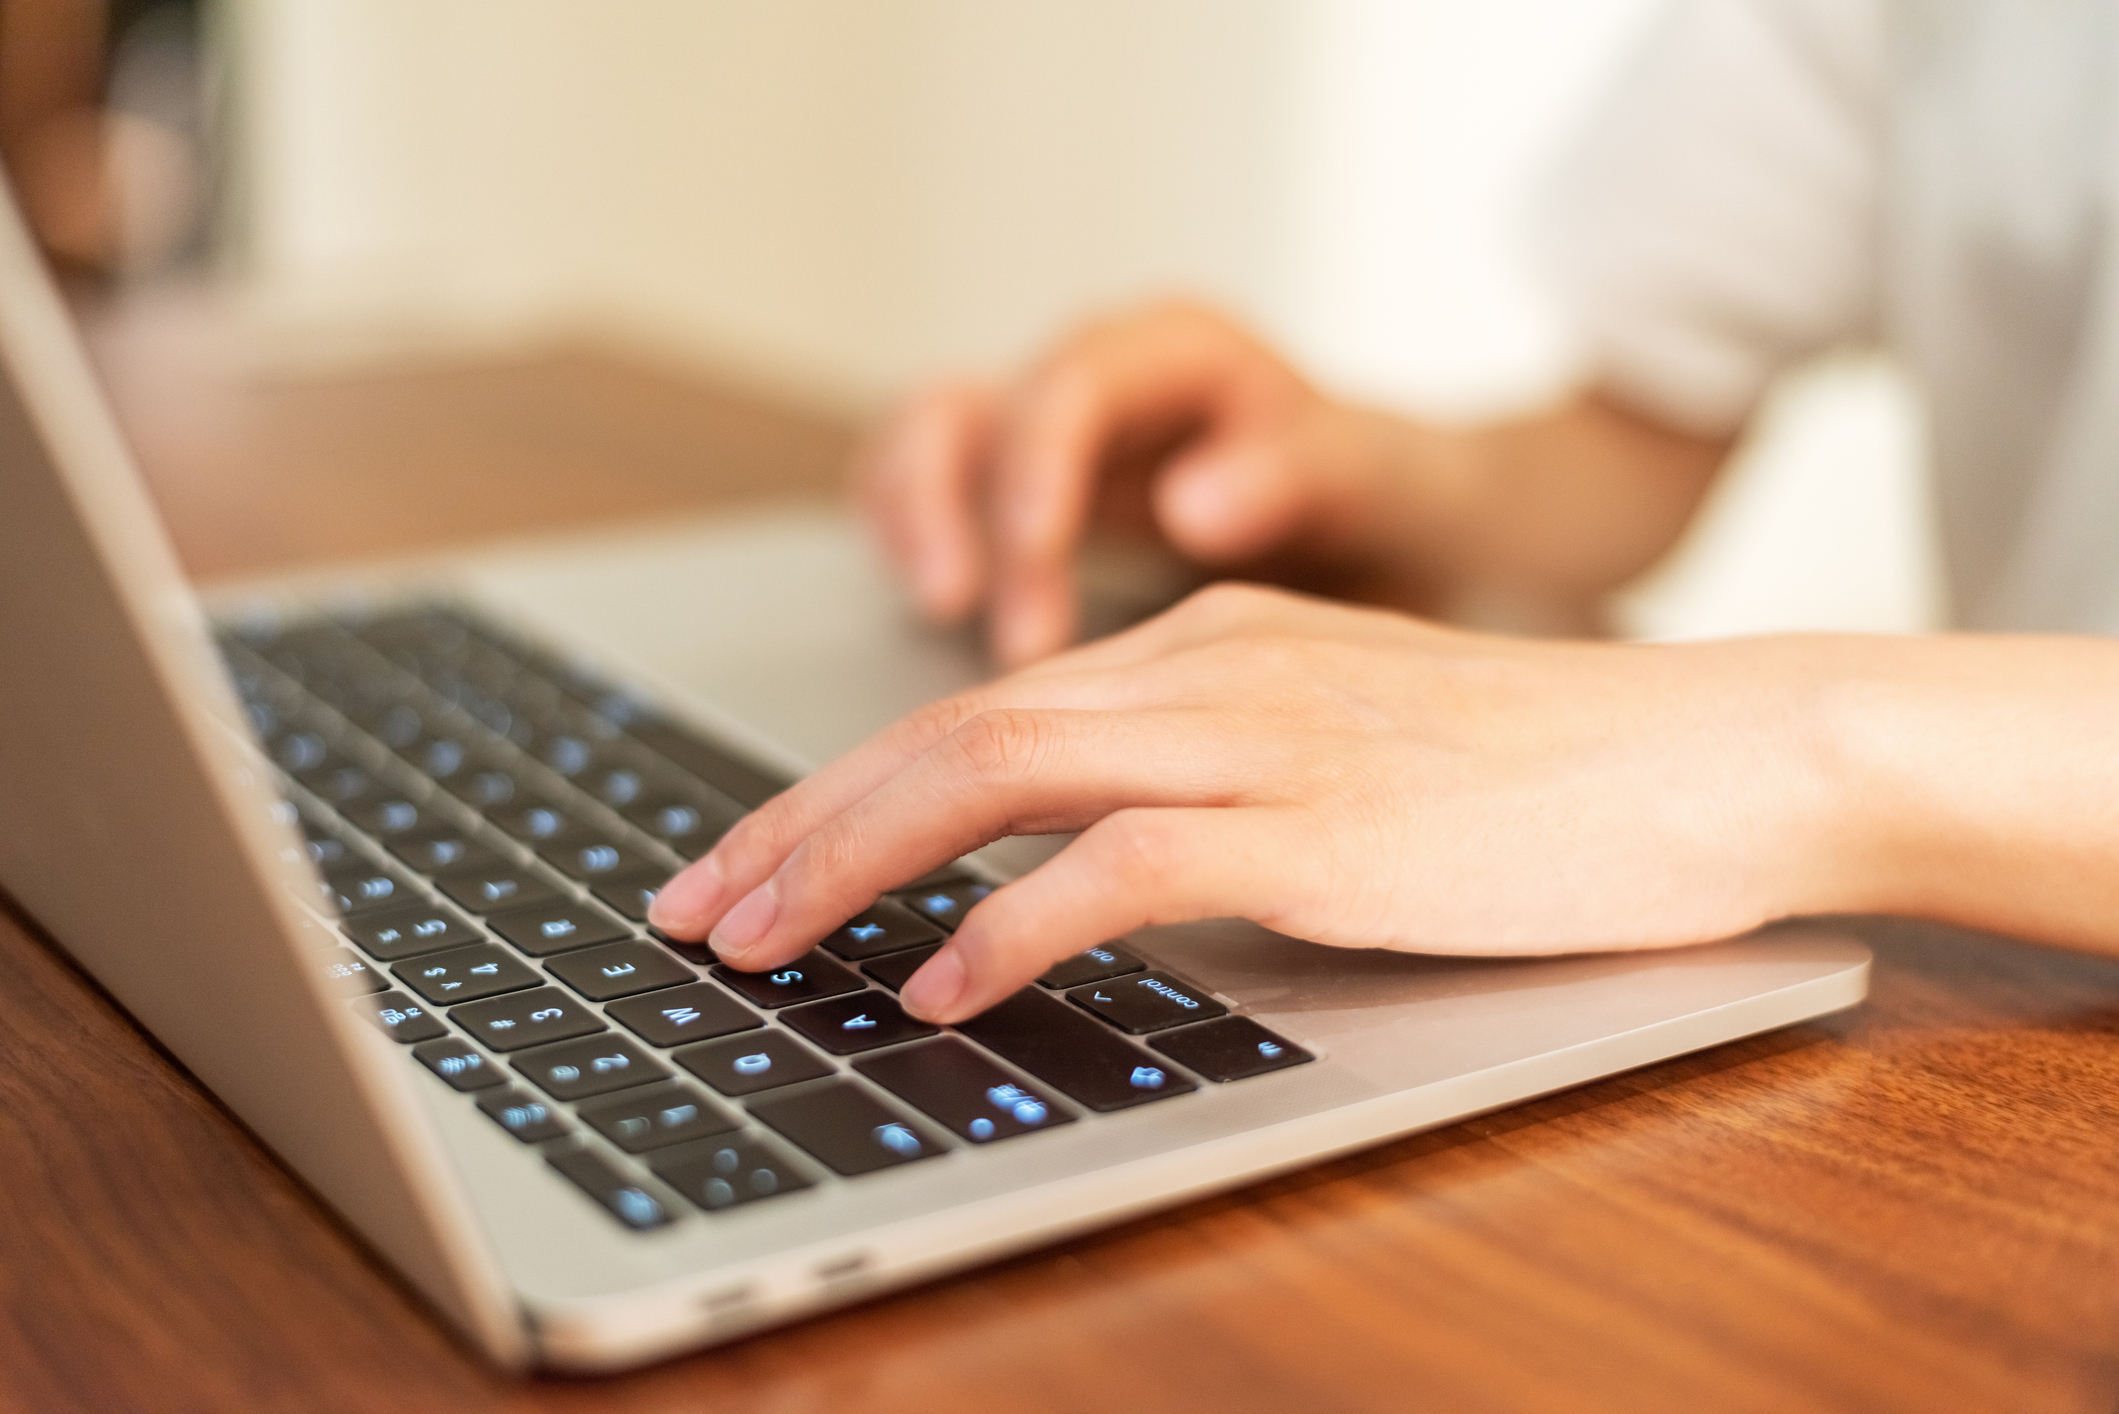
left=5, top=292, right=2119, bottom=1414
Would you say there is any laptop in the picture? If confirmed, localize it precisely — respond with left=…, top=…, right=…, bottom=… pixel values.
left=0, top=182, right=1870, bottom=1372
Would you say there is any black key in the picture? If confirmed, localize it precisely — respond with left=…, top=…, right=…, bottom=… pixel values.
left=321, top=948, right=389, bottom=995
left=343, top=795, right=432, bottom=837
left=818, top=898, right=945, bottom=961
left=709, top=950, right=862, bottom=1009
left=545, top=1147, right=671, bottom=1230
left=855, top=1038, right=1075, bottom=1144
left=536, top=836, right=656, bottom=881
left=590, top=867, right=671, bottom=922
left=436, top=865, right=559, bottom=913
left=512, top=1034, right=669, bottom=1102
left=301, top=835, right=354, bottom=869
left=1037, top=941, right=1147, bottom=990
left=955, top=988, right=1196, bottom=1113
left=475, top=1086, right=571, bottom=1143
left=1068, top=970, right=1228, bottom=1035
left=674, top=1031, right=832, bottom=1096
left=903, top=864, right=974, bottom=890
left=649, top=1134, right=811, bottom=1212
left=450, top=986, right=605, bottom=1052
left=273, top=728, right=335, bottom=774
left=619, top=794, right=741, bottom=857
left=534, top=732, right=608, bottom=778
left=895, top=881, right=993, bottom=932
left=310, top=763, right=383, bottom=807
left=490, top=801, right=583, bottom=843
left=544, top=940, right=695, bottom=1001
left=324, top=863, right=416, bottom=916
left=780, top=991, right=938, bottom=1055
left=340, top=901, right=480, bottom=960
left=1151, top=1016, right=1314, bottom=1082
left=363, top=701, right=432, bottom=751
left=407, top=735, right=483, bottom=788
left=447, top=765, right=525, bottom=809
left=624, top=719, right=788, bottom=811
left=393, top=942, right=541, bottom=1004
left=350, top=990, right=447, bottom=1042
left=579, top=1080, right=739, bottom=1153
left=386, top=828, right=507, bottom=877
left=605, top=981, right=761, bottom=1047
left=649, top=925, right=713, bottom=966
left=746, top=1080, right=945, bottom=1176
left=413, top=1035, right=506, bottom=1090
left=483, top=899, right=631, bottom=956
left=583, top=761, right=657, bottom=809
left=860, top=945, right=940, bottom=993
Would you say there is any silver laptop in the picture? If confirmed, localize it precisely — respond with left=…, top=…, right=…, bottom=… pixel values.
left=0, top=183, right=1869, bottom=1372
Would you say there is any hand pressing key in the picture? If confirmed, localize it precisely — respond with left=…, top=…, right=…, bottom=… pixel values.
left=646, top=582, right=1913, bottom=1025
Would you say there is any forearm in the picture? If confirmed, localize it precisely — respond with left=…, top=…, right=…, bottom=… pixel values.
left=1314, top=390, right=1733, bottom=630
left=1816, top=633, right=2119, bottom=953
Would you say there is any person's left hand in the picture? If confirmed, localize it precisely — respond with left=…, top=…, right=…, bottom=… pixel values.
left=647, top=582, right=1870, bottom=1024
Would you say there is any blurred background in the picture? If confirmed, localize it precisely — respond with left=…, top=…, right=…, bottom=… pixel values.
left=5, top=0, right=1942, bottom=638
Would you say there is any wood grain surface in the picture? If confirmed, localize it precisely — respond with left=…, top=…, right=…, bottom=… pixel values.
left=4, top=291, right=2118, bottom=1414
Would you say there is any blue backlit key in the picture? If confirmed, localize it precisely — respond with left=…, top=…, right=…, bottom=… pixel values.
left=544, top=939, right=696, bottom=1001
left=649, top=1134, right=811, bottom=1211
left=894, top=882, right=992, bottom=932
left=747, top=1080, right=946, bottom=1176
left=819, top=898, right=944, bottom=961
left=780, top=990, right=938, bottom=1055
left=1150, top=1016, right=1314, bottom=1082
left=449, top=985, right=605, bottom=1052
left=546, top=1146, right=671, bottom=1230
left=855, top=1038, right=1076, bottom=1144
left=709, top=950, right=862, bottom=1008
left=476, top=1085, right=571, bottom=1143
left=578, top=1080, right=739, bottom=1153
left=391, top=942, right=539, bottom=1004
left=511, top=1034, right=669, bottom=1102
left=674, top=1031, right=832, bottom=1096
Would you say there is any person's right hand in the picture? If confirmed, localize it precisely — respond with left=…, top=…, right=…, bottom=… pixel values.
left=858, top=300, right=1408, bottom=666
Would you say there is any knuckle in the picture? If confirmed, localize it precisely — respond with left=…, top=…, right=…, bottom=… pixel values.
left=1181, top=580, right=1280, bottom=622
left=783, top=817, right=869, bottom=893
left=905, top=692, right=985, bottom=746
left=947, top=708, right=1055, bottom=783
left=1094, top=809, right=1185, bottom=889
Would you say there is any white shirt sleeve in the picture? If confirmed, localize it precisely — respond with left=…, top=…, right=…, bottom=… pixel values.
left=1541, top=0, right=1887, bottom=436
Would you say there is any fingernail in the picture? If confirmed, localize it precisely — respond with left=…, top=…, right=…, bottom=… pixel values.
left=647, top=855, right=725, bottom=936
left=900, top=947, right=966, bottom=1021
left=708, top=880, right=778, bottom=962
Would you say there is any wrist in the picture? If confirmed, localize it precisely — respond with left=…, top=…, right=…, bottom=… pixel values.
left=1789, top=633, right=2119, bottom=945
left=1773, top=637, right=1936, bottom=919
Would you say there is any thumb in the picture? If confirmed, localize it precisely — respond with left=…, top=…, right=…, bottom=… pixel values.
left=1153, top=435, right=1311, bottom=565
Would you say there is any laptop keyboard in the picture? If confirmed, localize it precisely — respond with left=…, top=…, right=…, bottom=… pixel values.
left=217, top=606, right=1312, bottom=1232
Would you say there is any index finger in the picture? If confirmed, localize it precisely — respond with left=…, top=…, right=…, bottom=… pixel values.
left=984, top=305, right=1266, bottom=666
left=857, top=380, right=997, bottom=624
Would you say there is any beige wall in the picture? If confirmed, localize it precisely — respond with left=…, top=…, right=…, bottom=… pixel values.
left=225, top=0, right=1941, bottom=636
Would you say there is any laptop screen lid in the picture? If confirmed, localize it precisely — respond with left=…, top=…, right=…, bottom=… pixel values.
left=0, top=183, right=529, bottom=1364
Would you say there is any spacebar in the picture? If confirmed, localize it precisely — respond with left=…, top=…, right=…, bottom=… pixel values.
left=954, top=989, right=1195, bottom=1113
